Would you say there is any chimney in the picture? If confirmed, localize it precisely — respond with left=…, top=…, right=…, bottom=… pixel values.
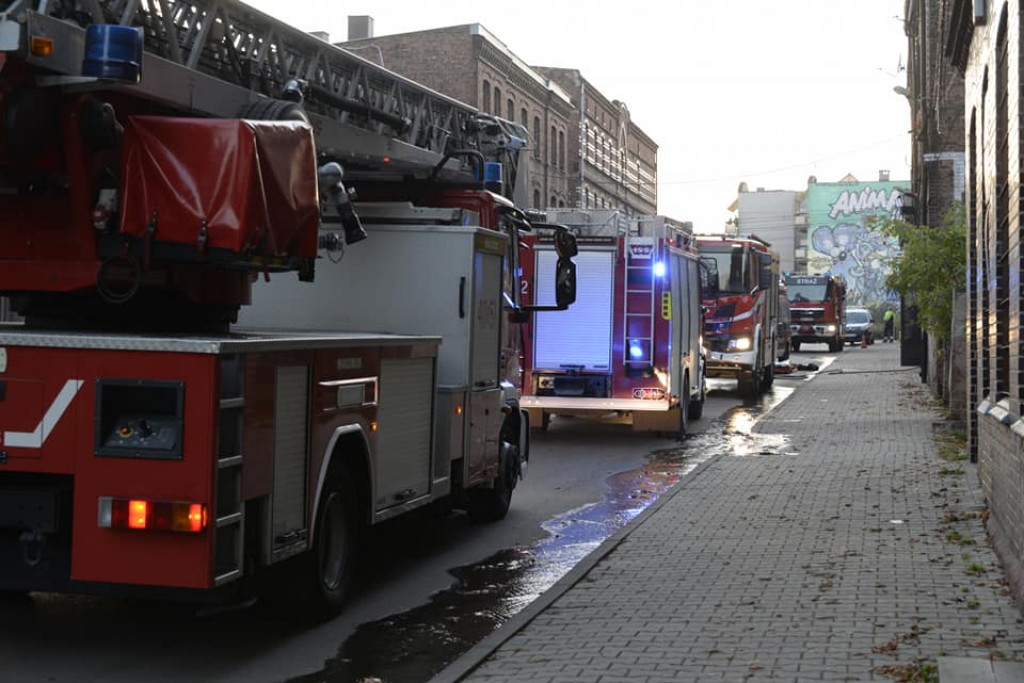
left=348, top=16, right=374, bottom=41
left=879, top=169, right=890, bottom=181
left=309, top=31, right=330, bottom=42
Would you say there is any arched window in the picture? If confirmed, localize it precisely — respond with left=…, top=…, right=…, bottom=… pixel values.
left=550, top=195, right=556, bottom=207
left=493, top=87, right=501, bottom=115
left=533, top=117, right=541, bottom=159
left=533, top=189, right=541, bottom=208
left=558, top=131, right=565, bottom=169
left=507, top=99, right=514, bottom=121
left=520, top=108, right=528, bottom=128
left=482, top=80, right=491, bottom=112
left=549, top=126, right=557, bottom=164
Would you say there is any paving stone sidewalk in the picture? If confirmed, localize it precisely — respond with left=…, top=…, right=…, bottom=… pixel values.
left=436, top=343, right=1024, bottom=683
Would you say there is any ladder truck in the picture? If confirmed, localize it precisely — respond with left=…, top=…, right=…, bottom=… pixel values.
left=696, top=235, right=779, bottom=397
left=0, top=0, right=576, bottom=615
left=519, top=211, right=706, bottom=437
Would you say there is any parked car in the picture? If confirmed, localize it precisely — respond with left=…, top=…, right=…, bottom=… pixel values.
left=844, top=307, right=874, bottom=345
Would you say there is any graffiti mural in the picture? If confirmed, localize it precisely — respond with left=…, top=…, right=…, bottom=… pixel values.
left=805, top=180, right=906, bottom=307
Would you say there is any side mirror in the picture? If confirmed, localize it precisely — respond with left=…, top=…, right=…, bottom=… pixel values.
left=554, top=228, right=578, bottom=258
left=555, top=257, right=577, bottom=308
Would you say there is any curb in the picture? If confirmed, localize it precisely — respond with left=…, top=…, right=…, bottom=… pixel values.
left=427, top=450, right=723, bottom=683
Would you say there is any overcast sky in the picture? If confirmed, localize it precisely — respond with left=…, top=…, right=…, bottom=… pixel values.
left=243, top=0, right=911, bottom=232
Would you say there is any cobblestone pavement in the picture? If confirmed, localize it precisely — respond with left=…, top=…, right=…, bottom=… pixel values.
left=436, top=343, right=1024, bottom=683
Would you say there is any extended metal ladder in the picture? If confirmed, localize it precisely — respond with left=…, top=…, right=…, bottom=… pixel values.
left=0, top=0, right=524, bottom=183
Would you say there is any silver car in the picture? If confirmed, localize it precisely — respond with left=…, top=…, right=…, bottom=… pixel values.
left=844, top=308, right=874, bottom=345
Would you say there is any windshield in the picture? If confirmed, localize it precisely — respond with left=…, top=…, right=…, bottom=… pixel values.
left=699, top=249, right=747, bottom=296
left=847, top=310, right=870, bottom=324
left=787, top=283, right=827, bottom=303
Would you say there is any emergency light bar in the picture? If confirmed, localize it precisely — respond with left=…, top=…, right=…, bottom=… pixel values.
left=98, top=497, right=207, bottom=533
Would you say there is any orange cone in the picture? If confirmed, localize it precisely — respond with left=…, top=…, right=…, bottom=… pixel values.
left=861, top=332, right=868, bottom=349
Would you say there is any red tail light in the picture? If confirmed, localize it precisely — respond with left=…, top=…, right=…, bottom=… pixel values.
left=98, top=497, right=208, bottom=533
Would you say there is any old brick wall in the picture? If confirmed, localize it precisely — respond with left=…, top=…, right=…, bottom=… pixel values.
left=978, top=411, right=1024, bottom=603
left=960, top=0, right=1024, bottom=607
left=341, top=25, right=575, bottom=209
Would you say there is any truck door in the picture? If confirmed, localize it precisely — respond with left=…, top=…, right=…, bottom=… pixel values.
left=532, top=248, right=615, bottom=372
left=467, top=248, right=503, bottom=485
left=671, top=254, right=697, bottom=396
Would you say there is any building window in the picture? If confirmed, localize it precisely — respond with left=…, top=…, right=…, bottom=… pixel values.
left=995, top=11, right=1010, bottom=401
left=550, top=195, right=556, bottom=207
left=533, top=117, right=541, bottom=159
left=550, top=126, right=557, bottom=165
left=520, top=108, right=528, bottom=128
left=507, top=99, right=514, bottom=122
left=558, top=131, right=565, bottom=170
left=533, top=189, right=541, bottom=208
left=493, top=87, right=501, bottom=115
left=482, top=80, right=490, bottom=113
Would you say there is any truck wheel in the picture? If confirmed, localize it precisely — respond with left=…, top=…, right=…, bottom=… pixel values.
left=467, top=440, right=517, bottom=523
left=295, top=476, right=360, bottom=618
left=762, top=361, right=774, bottom=390
left=688, top=379, right=706, bottom=420
left=677, top=377, right=690, bottom=439
left=792, top=341, right=801, bottom=352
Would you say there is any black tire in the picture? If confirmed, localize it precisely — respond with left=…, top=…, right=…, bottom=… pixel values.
left=792, top=341, right=801, bottom=352
left=739, top=359, right=762, bottom=397
left=238, top=98, right=309, bottom=124
left=677, top=376, right=690, bottom=439
left=467, top=435, right=517, bottom=523
left=688, top=377, right=706, bottom=420
left=296, top=476, right=360, bottom=618
left=762, top=361, right=774, bottom=390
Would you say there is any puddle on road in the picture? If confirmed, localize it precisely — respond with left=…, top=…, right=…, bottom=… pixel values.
left=291, top=386, right=798, bottom=683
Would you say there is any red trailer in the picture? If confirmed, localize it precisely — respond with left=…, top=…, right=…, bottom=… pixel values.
left=519, top=213, right=706, bottom=437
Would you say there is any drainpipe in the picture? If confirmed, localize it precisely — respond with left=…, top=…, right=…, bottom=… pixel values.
left=579, top=78, right=586, bottom=209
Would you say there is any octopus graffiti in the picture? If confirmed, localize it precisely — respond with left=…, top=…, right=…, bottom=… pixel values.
left=806, top=181, right=905, bottom=307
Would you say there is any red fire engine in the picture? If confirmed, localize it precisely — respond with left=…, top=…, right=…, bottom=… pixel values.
left=0, top=0, right=576, bottom=614
left=519, top=211, right=706, bottom=437
left=696, top=235, right=780, bottom=397
left=784, top=274, right=847, bottom=352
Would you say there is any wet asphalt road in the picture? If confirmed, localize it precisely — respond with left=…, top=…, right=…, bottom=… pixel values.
left=0, top=352, right=833, bottom=683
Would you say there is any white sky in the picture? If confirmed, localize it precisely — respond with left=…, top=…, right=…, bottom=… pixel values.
left=243, top=0, right=911, bottom=232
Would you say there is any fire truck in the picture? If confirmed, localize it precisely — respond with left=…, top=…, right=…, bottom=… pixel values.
left=0, top=0, right=576, bottom=615
left=784, top=274, right=847, bottom=352
left=696, top=235, right=779, bottom=397
left=519, top=211, right=706, bottom=437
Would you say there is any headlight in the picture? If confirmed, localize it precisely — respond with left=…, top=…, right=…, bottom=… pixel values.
left=729, top=337, right=752, bottom=351
left=825, top=324, right=836, bottom=333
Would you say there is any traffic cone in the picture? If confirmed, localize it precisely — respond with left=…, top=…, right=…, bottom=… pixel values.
left=861, top=332, right=868, bottom=349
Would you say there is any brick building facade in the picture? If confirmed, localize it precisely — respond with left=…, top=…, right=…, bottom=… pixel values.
left=534, top=68, right=658, bottom=216
left=903, top=0, right=966, bottom=415
left=948, top=0, right=1024, bottom=603
left=340, top=24, right=575, bottom=210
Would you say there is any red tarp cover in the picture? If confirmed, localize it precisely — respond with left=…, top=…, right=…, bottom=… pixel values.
left=120, top=116, right=319, bottom=261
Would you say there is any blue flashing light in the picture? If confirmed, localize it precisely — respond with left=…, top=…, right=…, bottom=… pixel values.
left=82, top=25, right=144, bottom=83
left=483, top=162, right=503, bottom=193
left=652, top=261, right=666, bottom=278
left=629, top=341, right=645, bottom=359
